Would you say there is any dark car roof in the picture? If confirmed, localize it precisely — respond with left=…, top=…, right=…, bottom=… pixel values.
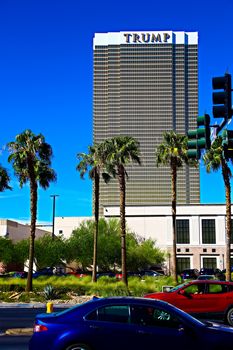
left=190, top=279, right=233, bottom=285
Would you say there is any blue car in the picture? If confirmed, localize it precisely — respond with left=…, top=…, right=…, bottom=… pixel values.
left=29, top=296, right=233, bottom=350
left=33, top=267, right=54, bottom=278
left=180, top=269, right=199, bottom=280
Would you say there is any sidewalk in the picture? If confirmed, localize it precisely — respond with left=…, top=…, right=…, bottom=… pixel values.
left=5, top=328, right=33, bottom=335
left=0, top=302, right=72, bottom=308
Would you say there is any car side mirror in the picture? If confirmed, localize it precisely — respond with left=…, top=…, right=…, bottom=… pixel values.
left=179, top=289, right=185, bottom=295
left=179, top=290, right=191, bottom=298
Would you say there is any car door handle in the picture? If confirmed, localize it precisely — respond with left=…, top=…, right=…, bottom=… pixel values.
left=137, top=330, right=150, bottom=335
left=89, top=325, right=101, bottom=329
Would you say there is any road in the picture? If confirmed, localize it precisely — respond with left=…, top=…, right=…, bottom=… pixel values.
left=0, top=306, right=66, bottom=331
left=0, top=335, right=30, bottom=350
left=0, top=305, right=68, bottom=350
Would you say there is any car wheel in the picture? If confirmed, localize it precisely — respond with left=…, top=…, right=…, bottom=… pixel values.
left=65, top=344, right=91, bottom=350
left=226, top=308, right=233, bottom=326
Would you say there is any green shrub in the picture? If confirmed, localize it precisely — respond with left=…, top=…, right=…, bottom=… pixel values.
left=0, top=278, right=26, bottom=292
left=0, top=275, right=178, bottom=302
left=17, top=293, right=33, bottom=303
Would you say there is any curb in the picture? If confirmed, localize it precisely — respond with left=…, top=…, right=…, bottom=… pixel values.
left=0, top=303, right=73, bottom=308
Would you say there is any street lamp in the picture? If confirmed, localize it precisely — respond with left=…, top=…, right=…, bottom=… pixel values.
left=50, top=194, right=59, bottom=240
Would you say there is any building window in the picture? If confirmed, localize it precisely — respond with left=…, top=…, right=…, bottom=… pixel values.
left=177, top=257, right=190, bottom=273
left=202, top=219, right=216, bottom=244
left=202, top=257, right=217, bottom=269
left=176, top=219, right=190, bottom=244
left=230, top=219, right=233, bottom=243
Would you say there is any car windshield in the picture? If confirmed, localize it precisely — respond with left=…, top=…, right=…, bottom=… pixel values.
left=168, top=281, right=190, bottom=292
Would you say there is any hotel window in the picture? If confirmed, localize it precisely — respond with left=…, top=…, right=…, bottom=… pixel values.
left=202, top=257, right=217, bottom=269
left=230, top=219, right=233, bottom=243
left=202, top=219, right=216, bottom=244
left=176, top=219, right=190, bottom=244
left=177, top=257, right=190, bottom=273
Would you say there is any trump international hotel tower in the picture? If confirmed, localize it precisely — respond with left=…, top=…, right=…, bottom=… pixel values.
left=93, top=31, right=199, bottom=208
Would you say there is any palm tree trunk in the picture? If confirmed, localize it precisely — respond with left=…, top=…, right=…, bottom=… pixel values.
left=118, top=165, right=128, bottom=287
left=222, top=159, right=232, bottom=281
left=26, top=180, right=37, bottom=292
left=92, top=170, right=99, bottom=283
left=171, top=163, right=178, bottom=283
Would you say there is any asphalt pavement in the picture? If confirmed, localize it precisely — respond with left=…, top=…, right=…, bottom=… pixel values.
left=0, top=302, right=71, bottom=336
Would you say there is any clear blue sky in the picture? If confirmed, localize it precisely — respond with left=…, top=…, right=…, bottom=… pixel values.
left=0, top=0, right=232, bottom=223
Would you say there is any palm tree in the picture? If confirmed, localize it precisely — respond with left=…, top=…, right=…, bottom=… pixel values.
left=102, top=136, right=141, bottom=286
left=76, top=144, right=111, bottom=282
left=155, top=131, right=192, bottom=283
left=7, top=129, right=56, bottom=292
left=0, top=165, right=11, bottom=191
left=203, top=136, right=232, bottom=281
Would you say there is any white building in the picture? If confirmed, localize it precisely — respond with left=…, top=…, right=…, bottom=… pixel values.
left=0, top=219, right=51, bottom=273
left=54, top=204, right=232, bottom=273
left=0, top=219, right=50, bottom=242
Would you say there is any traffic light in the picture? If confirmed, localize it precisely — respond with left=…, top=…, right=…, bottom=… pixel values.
left=196, top=114, right=211, bottom=150
left=222, top=129, right=233, bottom=160
left=187, top=114, right=211, bottom=159
left=212, top=73, right=232, bottom=120
left=187, top=129, right=200, bottom=159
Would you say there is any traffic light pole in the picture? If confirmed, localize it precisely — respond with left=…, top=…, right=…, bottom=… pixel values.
left=216, top=119, right=228, bottom=135
left=50, top=194, right=59, bottom=240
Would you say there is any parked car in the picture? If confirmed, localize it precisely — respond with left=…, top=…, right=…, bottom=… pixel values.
left=66, top=270, right=91, bottom=278
left=9, top=271, right=28, bottom=278
left=115, top=271, right=142, bottom=279
left=0, top=273, right=11, bottom=278
left=180, top=269, right=199, bottom=280
left=148, top=264, right=165, bottom=275
left=144, top=279, right=233, bottom=325
left=0, top=271, right=27, bottom=278
left=140, top=269, right=163, bottom=278
left=67, top=272, right=90, bottom=278
left=222, top=267, right=233, bottom=273
left=197, top=274, right=216, bottom=280
left=29, top=296, right=233, bottom=350
left=199, top=268, right=225, bottom=280
left=96, top=272, right=116, bottom=279
left=33, top=267, right=54, bottom=278
left=199, top=267, right=220, bottom=275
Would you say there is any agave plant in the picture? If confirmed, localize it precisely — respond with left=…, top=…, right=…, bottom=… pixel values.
left=43, top=284, right=58, bottom=300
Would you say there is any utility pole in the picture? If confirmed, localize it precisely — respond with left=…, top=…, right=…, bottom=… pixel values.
left=50, top=194, right=59, bottom=240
